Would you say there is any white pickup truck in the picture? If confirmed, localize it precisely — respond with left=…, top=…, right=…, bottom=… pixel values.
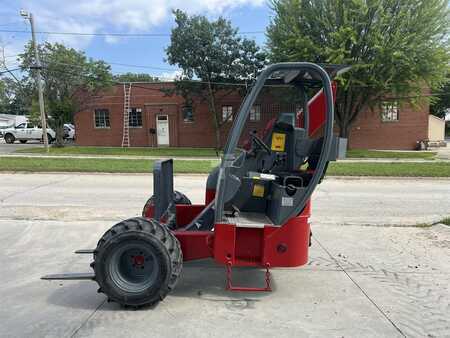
left=3, top=122, right=56, bottom=144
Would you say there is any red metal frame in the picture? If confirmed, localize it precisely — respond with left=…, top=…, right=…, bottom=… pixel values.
left=144, top=201, right=311, bottom=267
left=141, top=85, right=331, bottom=290
left=301, top=81, right=337, bottom=135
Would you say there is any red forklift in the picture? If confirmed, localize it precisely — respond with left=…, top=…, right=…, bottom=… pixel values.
left=43, top=62, right=348, bottom=307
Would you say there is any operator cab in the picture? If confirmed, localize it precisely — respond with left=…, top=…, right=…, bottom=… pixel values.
left=155, top=63, right=349, bottom=231
left=216, top=64, right=349, bottom=226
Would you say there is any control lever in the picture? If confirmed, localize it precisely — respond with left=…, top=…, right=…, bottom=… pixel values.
left=250, top=131, right=271, bottom=155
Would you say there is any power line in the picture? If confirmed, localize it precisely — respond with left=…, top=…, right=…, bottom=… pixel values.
left=0, top=67, right=20, bottom=75
left=44, top=59, right=178, bottom=72
left=3, top=54, right=179, bottom=72
left=0, top=29, right=266, bottom=37
left=36, top=65, right=450, bottom=93
left=6, top=61, right=450, bottom=99
left=107, top=61, right=178, bottom=72
left=20, top=65, right=450, bottom=98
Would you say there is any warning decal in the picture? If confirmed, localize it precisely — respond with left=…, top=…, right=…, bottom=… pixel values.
left=271, top=133, right=286, bottom=152
left=252, top=184, right=265, bottom=197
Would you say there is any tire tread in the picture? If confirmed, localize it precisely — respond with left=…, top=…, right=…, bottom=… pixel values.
left=93, top=217, right=182, bottom=307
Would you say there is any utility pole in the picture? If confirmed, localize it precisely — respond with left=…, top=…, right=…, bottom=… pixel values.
left=20, top=10, right=49, bottom=152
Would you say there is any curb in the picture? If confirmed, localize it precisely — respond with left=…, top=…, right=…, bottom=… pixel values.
left=1, top=171, right=450, bottom=179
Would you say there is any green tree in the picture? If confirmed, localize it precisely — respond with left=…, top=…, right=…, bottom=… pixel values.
left=19, top=42, right=113, bottom=146
left=267, top=0, right=449, bottom=138
left=28, top=99, right=41, bottom=125
left=0, top=76, right=32, bottom=115
left=166, top=9, right=267, bottom=148
left=430, top=79, right=450, bottom=118
left=113, top=73, right=160, bottom=82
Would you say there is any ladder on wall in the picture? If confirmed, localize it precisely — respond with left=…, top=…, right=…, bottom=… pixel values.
left=122, top=83, right=132, bottom=147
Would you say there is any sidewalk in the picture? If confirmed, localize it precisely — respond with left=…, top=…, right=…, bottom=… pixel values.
left=435, top=139, right=450, bottom=160
left=1, top=152, right=449, bottom=163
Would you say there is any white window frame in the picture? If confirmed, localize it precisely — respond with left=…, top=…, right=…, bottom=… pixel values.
left=249, top=104, right=261, bottom=121
left=94, top=109, right=110, bottom=128
left=222, top=105, right=233, bottom=122
left=381, top=101, right=399, bottom=122
left=129, top=108, right=143, bottom=128
left=182, top=106, right=194, bottom=123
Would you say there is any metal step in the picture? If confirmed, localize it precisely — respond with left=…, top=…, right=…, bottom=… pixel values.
left=41, top=272, right=95, bottom=281
left=74, top=249, right=95, bottom=254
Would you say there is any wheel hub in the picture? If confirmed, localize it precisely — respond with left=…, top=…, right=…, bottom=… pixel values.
left=109, top=242, right=159, bottom=293
left=132, top=255, right=145, bottom=266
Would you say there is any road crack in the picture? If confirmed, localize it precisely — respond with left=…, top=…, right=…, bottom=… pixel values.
left=313, top=235, right=407, bottom=337
left=69, top=298, right=107, bottom=338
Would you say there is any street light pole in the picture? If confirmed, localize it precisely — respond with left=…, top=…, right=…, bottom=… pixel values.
left=21, top=11, right=49, bottom=152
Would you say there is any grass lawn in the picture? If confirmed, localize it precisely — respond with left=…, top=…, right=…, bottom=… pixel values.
left=0, top=157, right=218, bottom=174
left=1, top=157, right=450, bottom=177
left=17, top=146, right=437, bottom=160
left=15, top=146, right=219, bottom=157
left=442, top=217, right=450, bottom=226
left=346, top=149, right=436, bottom=159
left=327, top=162, right=450, bottom=177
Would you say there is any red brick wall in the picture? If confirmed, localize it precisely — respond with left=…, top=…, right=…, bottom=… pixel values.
left=75, top=83, right=266, bottom=148
left=75, top=83, right=429, bottom=150
left=348, top=100, right=429, bottom=150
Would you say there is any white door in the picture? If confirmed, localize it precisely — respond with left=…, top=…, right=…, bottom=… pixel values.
left=24, top=125, right=35, bottom=139
left=156, top=115, right=170, bottom=146
left=30, top=125, right=42, bottom=139
left=14, top=123, right=27, bottom=139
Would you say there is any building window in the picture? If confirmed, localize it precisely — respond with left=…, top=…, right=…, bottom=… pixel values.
left=222, top=105, right=233, bottom=122
left=94, top=109, right=110, bottom=128
left=250, top=105, right=261, bottom=121
left=381, top=101, right=399, bottom=122
left=129, top=108, right=142, bottom=127
left=183, top=106, right=194, bottom=123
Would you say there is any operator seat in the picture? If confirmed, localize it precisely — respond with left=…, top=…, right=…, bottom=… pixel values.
left=227, top=114, right=311, bottom=215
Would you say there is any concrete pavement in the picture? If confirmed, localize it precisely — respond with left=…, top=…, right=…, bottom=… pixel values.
left=4, top=152, right=450, bottom=163
left=1, top=173, right=448, bottom=225
left=436, top=139, right=450, bottom=160
left=0, top=173, right=449, bottom=337
left=1, top=138, right=448, bottom=162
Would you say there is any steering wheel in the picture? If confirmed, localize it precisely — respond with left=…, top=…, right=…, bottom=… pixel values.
left=250, top=132, right=271, bottom=155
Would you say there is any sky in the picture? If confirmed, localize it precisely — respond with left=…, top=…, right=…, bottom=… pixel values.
left=0, top=0, right=273, bottom=79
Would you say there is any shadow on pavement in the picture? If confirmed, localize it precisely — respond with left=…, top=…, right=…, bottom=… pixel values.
left=171, top=259, right=274, bottom=301
left=45, top=259, right=273, bottom=311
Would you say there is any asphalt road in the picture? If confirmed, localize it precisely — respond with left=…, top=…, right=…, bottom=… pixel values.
left=0, top=173, right=449, bottom=337
left=0, top=138, right=42, bottom=153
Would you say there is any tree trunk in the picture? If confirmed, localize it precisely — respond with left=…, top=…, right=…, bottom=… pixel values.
left=338, top=119, right=351, bottom=139
left=205, top=79, right=221, bottom=149
left=214, top=127, right=221, bottom=151
left=55, top=123, right=65, bottom=147
left=336, top=87, right=357, bottom=143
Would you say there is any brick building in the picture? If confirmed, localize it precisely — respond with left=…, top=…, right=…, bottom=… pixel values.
left=74, top=82, right=429, bottom=150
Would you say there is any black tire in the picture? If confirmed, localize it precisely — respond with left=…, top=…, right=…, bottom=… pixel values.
left=142, top=190, right=191, bottom=217
left=20, top=140, right=27, bottom=144
left=4, top=133, right=15, bottom=144
left=93, top=217, right=182, bottom=307
left=47, top=134, right=53, bottom=144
